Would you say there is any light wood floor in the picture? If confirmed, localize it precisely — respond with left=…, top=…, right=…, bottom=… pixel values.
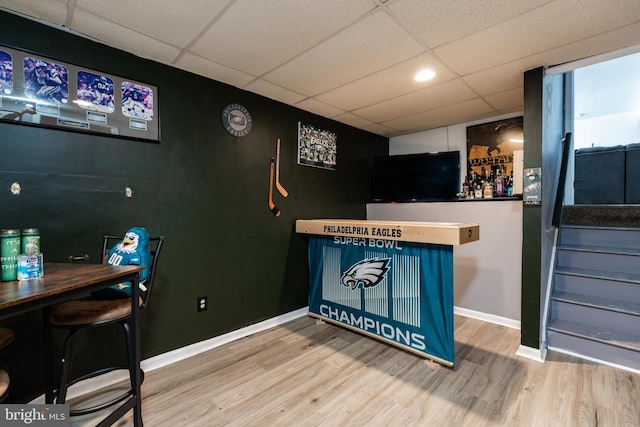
left=69, top=315, right=640, bottom=426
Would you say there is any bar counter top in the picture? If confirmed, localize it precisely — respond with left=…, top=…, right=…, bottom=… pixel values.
left=295, top=219, right=479, bottom=246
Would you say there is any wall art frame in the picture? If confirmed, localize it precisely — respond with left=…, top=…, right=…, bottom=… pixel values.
left=0, top=44, right=160, bottom=142
left=466, top=116, right=523, bottom=180
left=297, top=122, right=337, bottom=170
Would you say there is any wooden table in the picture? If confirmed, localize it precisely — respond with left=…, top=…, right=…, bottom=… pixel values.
left=0, top=262, right=144, bottom=427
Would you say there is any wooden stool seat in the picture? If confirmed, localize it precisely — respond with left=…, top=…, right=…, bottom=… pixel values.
left=0, top=369, right=9, bottom=401
left=50, top=298, right=143, bottom=327
left=0, top=327, right=15, bottom=350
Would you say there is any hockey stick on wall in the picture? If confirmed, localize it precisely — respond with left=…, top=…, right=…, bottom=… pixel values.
left=268, top=157, right=281, bottom=217
left=275, top=138, right=288, bottom=197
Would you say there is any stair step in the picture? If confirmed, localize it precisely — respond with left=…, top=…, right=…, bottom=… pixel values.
left=559, top=224, right=640, bottom=249
left=547, top=329, right=640, bottom=371
left=554, top=266, right=640, bottom=284
left=556, top=250, right=640, bottom=274
left=552, top=291, right=640, bottom=316
left=547, top=319, right=640, bottom=352
left=550, top=221, right=640, bottom=371
left=557, top=244, right=640, bottom=256
left=561, top=206, right=640, bottom=228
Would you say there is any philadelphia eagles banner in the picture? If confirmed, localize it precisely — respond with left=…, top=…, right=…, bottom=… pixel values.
left=308, top=235, right=455, bottom=365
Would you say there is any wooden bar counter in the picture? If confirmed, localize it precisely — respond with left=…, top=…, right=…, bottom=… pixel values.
left=296, top=219, right=479, bottom=245
left=296, top=219, right=479, bottom=366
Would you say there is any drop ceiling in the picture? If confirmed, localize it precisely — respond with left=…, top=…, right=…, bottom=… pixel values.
left=1, top=0, right=639, bottom=137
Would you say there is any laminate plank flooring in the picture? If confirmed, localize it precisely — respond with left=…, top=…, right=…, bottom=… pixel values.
left=69, top=315, right=640, bottom=426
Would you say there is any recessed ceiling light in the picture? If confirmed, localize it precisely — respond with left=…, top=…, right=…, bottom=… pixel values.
left=415, top=69, right=436, bottom=82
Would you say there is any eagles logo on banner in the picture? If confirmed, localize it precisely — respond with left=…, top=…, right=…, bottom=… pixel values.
left=308, top=235, right=454, bottom=365
left=341, top=257, right=391, bottom=290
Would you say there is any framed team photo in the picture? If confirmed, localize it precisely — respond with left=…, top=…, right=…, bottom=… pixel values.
left=77, top=71, right=115, bottom=114
left=0, top=44, right=160, bottom=142
left=24, top=57, right=69, bottom=105
left=297, top=122, right=337, bottom=170
left=122, top=81, right=154, bottom=121
left=0, top=50, right=13, bottom=95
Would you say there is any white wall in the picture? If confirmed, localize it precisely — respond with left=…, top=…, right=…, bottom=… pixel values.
left=368, top=113, right=524, bottom=323
left=574, top=112, right=640, bottom=149
left=367, top=201, right=522, bottom=322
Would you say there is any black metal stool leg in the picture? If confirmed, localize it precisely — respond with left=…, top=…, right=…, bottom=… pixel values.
left=57, top=329, right=80, bottom=404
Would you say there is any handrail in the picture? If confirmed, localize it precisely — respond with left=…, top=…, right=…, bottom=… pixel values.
left=552, top=132, right=572, bottom=227
left=543, top=132, right=572, bottom=353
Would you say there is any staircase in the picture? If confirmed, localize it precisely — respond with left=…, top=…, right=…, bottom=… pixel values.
left=547, top=206, right=640, bottom=371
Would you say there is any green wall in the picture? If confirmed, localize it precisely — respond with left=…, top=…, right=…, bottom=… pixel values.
left=0, top=11, right=388, bottom=400
left=521, top=67, right=543, bottom=348
left=521, top=67, right=566, bottom=350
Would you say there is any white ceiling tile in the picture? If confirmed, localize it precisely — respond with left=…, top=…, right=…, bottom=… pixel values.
left=70, top=9, right=182, bottom=65
left=538, top=21, right=640, bottom=70
left=0, top=0, right=67, bottom=25
left=434, top=0, right=640, bottom=76
left=388, top=0, right=549, bottom=48
left=191, top=0, right=376, bottom=76
left=174, top=52, right=255, bottom=88
left=75, top=0, right=228, bottom=48
left=264, top=10, right=424, bottom=96
left=315, top=52, right=456, bottom=111
left=244, top=79, right=307, bottom=105
left=294, top=98, right=345, bottom=119
left=483, top=88, right=523, bottom=111
left=462, top=61, right=527, bottom=96
left=363, top=123, right=398, bottom=137
left=354, top=79, right=477, bottom=123
left=332, top=112, right=375, bottom=129
left=382, top=98, right=495, bottom=133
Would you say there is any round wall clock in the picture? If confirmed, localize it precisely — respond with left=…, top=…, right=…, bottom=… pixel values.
left=221, top=103, right=252, bottom=137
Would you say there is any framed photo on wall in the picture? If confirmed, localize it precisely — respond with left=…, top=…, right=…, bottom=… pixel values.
left=297, top=122, right=337, bottom=170
left=0, top=44, right=160, bottom=142
left=466, top=116, right=523, bottom=180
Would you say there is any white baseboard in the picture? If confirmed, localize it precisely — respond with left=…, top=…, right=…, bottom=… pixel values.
left=33, top=307, right=309, bottom=403
left=516, top=344, right=546, bottom=363
left=548, top=346, right=640, bottom=375
left=454, top=306, right=520, bottom=330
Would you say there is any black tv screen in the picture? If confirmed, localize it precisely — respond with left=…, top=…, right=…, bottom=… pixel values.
left=371, top=151, right=460, bottom=202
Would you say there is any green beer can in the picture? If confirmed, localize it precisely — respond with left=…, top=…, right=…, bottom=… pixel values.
left=1, top=229, right=21, bottom=281
left=21, top=228, right=40, bottom=254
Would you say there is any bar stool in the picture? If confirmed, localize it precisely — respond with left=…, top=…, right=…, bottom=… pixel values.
left=49, top=234, right=164, bottom=416
left=0, top=327, right=15, bottom=402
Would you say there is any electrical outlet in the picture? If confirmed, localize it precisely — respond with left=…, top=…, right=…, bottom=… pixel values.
left=197, top=296, right=207, bottom=312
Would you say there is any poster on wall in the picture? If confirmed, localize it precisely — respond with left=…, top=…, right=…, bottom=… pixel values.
left=0, top=44, right=159, bottom=142
left=466, top=116, right=523, bottom=180
left=523, top=167, right=542, bottom=205
left=297, top=122, right=337, bottom=170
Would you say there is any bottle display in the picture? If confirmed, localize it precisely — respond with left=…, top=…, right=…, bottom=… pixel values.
left=17, top=227, right=44, bottom=280
left=1, top=229, right=20, bottom=281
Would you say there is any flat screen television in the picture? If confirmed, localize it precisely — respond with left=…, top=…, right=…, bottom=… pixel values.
left=371, top=151, right=460, bottom=202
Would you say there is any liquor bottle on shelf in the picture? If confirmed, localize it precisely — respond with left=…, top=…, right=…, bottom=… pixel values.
left=507, top=171, right=514, bottom=196
left=495, top=167, right=505, bottom=196
left=474, top=182, right=483, bottom=199
left=483, top=180, right=494, bottom=198
left=462, top=175, right=470, bottom=199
